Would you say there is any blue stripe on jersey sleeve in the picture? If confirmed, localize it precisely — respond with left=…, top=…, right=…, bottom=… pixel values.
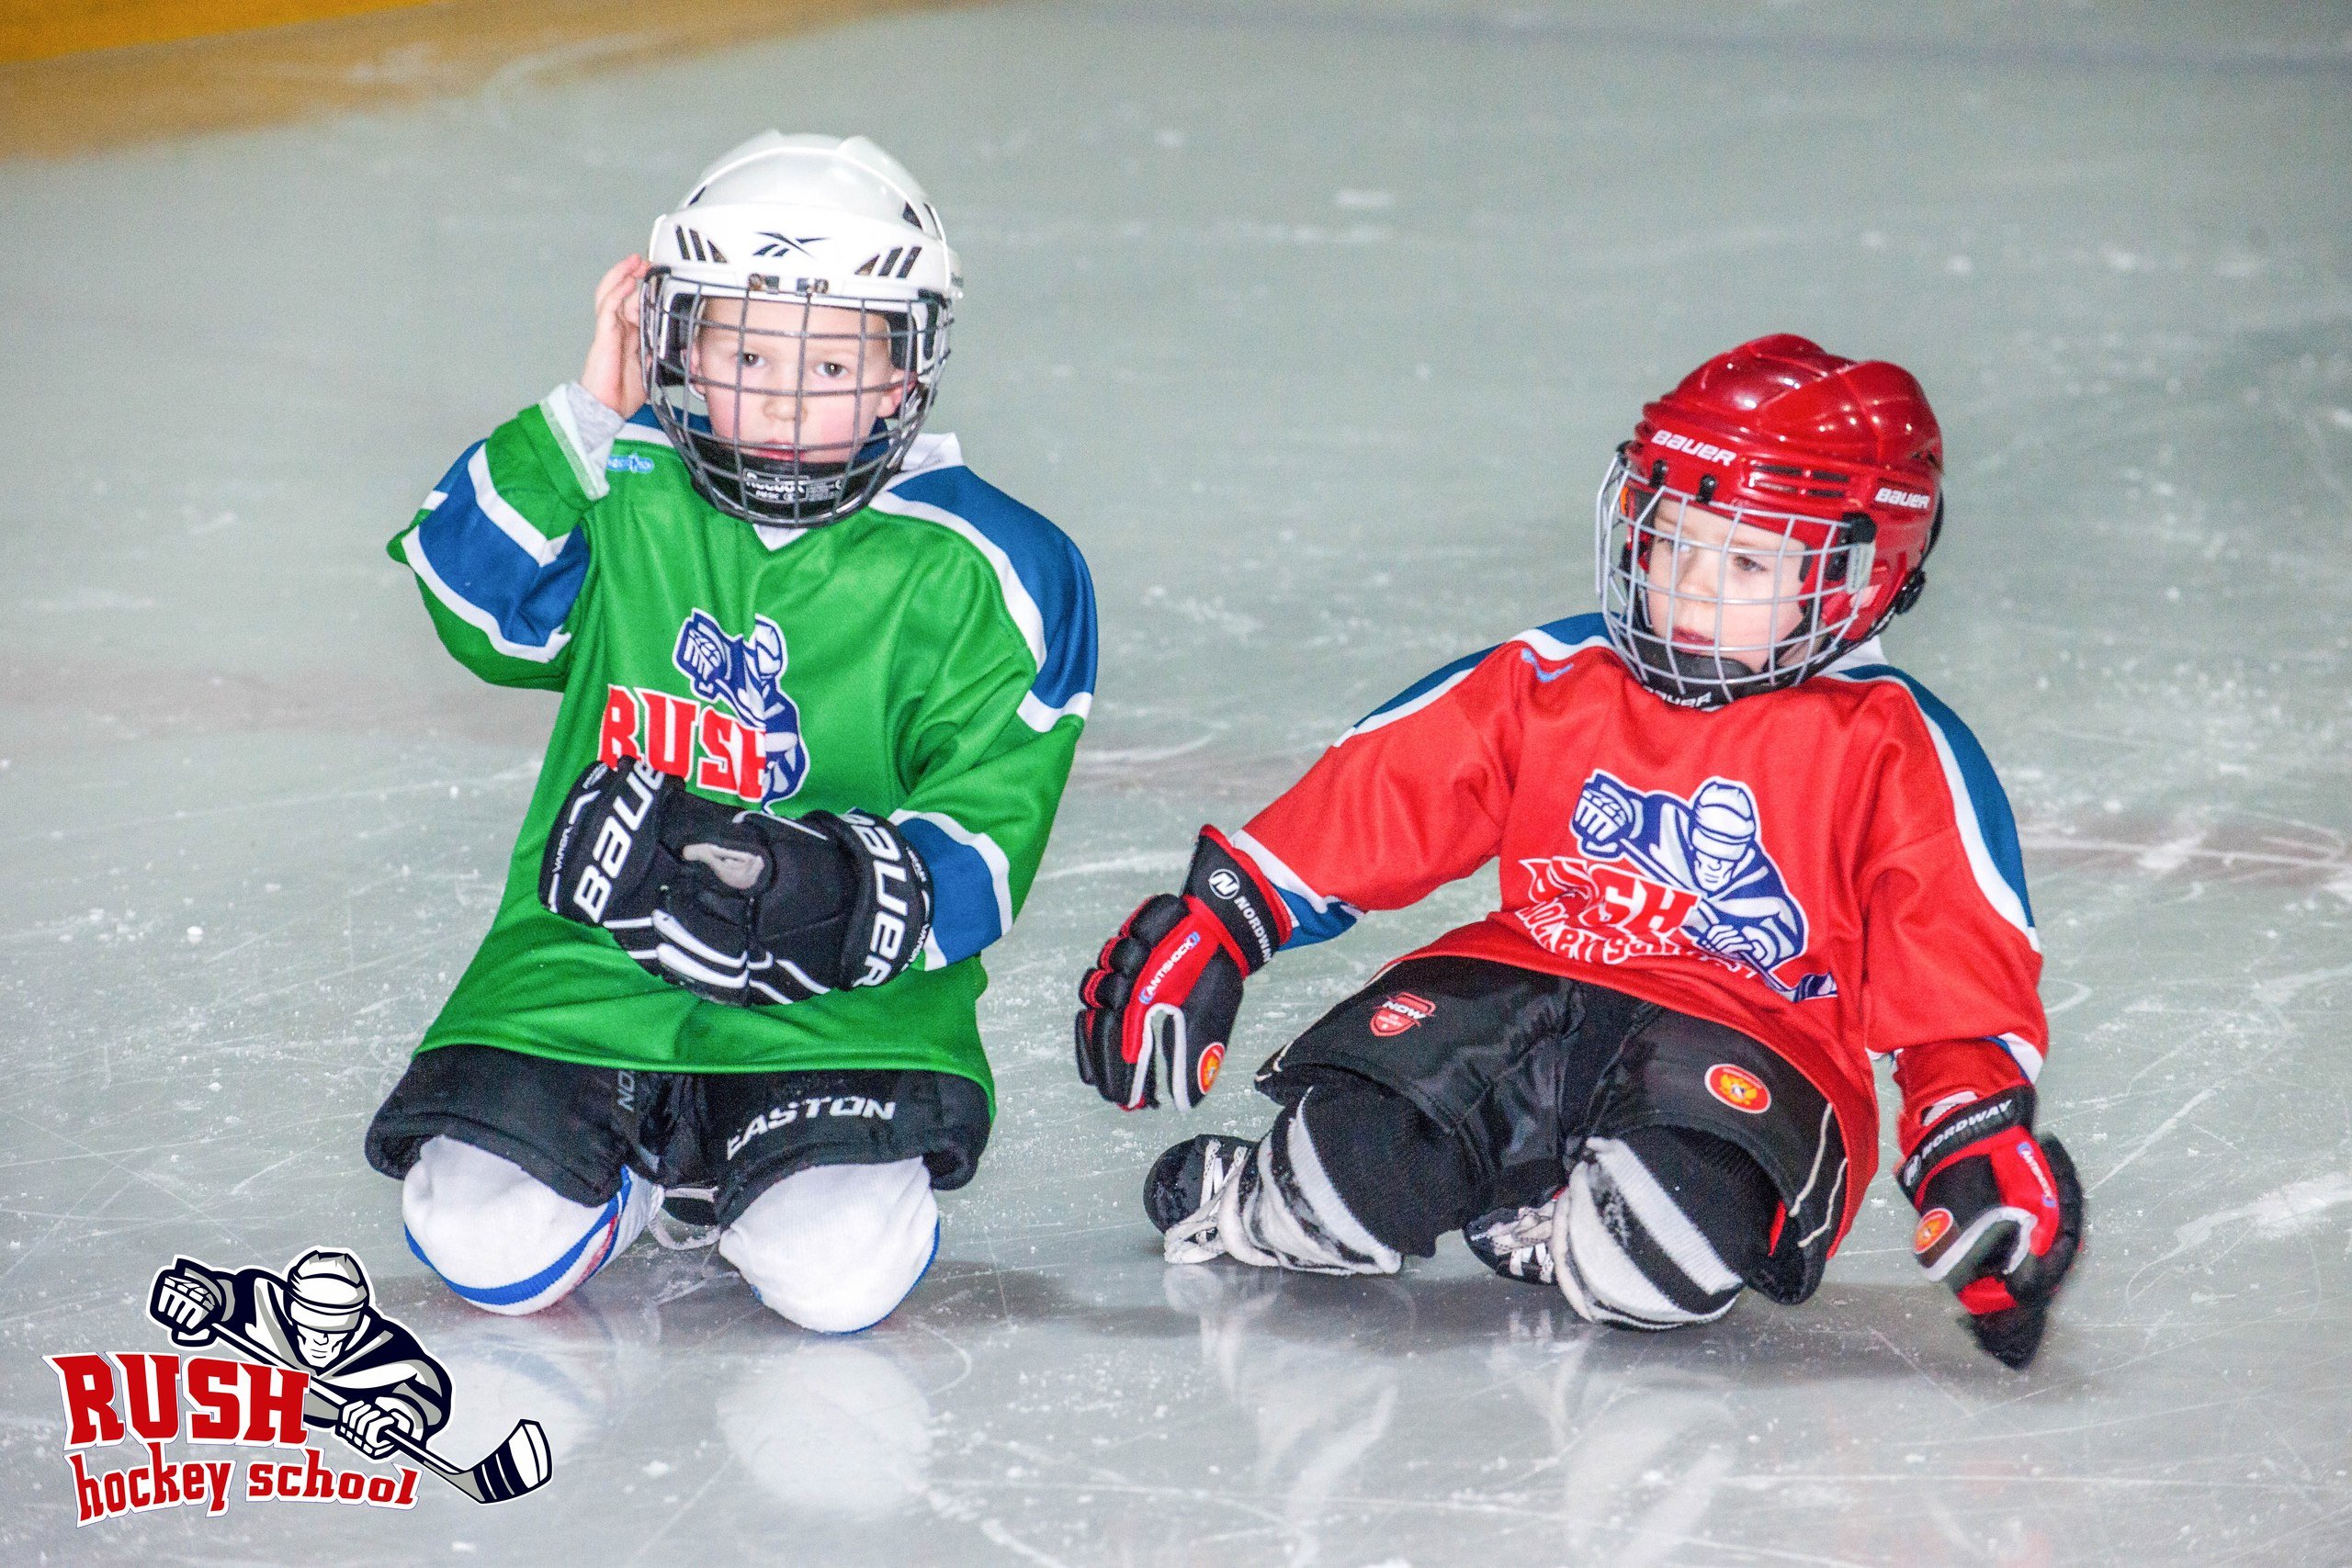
left=1345, top=615, right=1605, bottom=734
left=1277, top=891, right=1361, bottom=949
left=414, top=444, right=588, bottom=651
left=894, top=816, right=1003, bottom=965
left=888, top=466, right=1099, bottom=714
left=1348, top=642, right=1498, bottom=731
left=1842, top=664, right=2034, bottom=926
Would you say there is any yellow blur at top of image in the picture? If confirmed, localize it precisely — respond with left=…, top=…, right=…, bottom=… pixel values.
left=0, top=0, right=964, bottom=158
left=1, top=0, right=432, bottom=63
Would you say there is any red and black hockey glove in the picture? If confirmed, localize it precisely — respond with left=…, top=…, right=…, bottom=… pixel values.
left=1897, top=1086, right=2085, bottom=1370
left=1074, top=829, right=1290, bottom=1111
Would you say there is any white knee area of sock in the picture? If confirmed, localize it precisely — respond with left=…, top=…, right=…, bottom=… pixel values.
left=1552, top=1140, right=1739, bottom=1331
left=718, top=1158, right=938, bottom=1334
left=403, top=1136, right=650, bottom=1317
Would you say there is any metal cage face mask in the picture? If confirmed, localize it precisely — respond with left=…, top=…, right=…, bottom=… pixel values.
left=1594, top=451, right=1877, bottom=708
left=640, top=275, right=952, bottom=528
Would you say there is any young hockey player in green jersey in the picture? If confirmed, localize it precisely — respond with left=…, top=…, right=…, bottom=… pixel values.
left=366, top=132, right=1097, bottom=1333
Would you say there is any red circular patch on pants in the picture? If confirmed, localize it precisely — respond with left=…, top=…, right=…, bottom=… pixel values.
left=1195, top=1043, right=1226, bottom=1096
left=1913, top=1207, right=1954, bottom=1255
left=1704, top=1063, right=1770, bottom=1114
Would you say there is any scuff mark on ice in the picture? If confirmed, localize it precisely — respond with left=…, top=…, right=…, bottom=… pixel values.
left=2150, top=1172, right=2352, bottom=1269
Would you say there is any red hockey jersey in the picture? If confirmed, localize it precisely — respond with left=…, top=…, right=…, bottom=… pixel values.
left=1226, top=613, right=2045, bottom=1248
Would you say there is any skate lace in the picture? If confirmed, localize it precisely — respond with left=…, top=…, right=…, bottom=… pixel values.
left=1472, top=1201, right=1558, bottom=1281
left=1163, top=1143, right=1248, bottom=1265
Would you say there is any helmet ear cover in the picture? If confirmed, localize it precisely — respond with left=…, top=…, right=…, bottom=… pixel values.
left=1886, top=493, right=1946, bottom=618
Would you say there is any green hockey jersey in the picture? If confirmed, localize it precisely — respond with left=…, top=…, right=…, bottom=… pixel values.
left=388, top=388, right=1098, bottom=1104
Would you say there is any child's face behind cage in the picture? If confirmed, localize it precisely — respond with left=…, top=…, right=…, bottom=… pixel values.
left=688, top=297, right=911, bottom=461
left=1639, top=495, right=1810, bottom=673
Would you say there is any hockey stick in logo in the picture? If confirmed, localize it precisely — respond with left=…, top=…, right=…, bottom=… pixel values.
left=1683, top=899, right=1837, bottom=1003
left=190, top=1316, right=551, bottom=1504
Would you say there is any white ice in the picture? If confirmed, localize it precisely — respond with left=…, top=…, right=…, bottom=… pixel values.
left=5, top=2, right=2351, bottom=1563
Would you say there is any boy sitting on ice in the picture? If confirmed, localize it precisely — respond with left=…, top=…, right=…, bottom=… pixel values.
left=368, top=132, right=1094, bottom=1334
left=1076, top=335, right=2080, bottom=1368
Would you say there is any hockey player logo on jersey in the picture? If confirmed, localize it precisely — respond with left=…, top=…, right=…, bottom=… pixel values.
left=673, top=608, right=809, bottom=803
left=1525, top=771, right=1837, bottom=1003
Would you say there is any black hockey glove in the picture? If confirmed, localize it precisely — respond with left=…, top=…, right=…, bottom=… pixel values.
left=541, top=758, right=933, bottom=1006
left=1897, top=1087, right=2085, bottom=1370
left=1075, top=829, right=1288, bottom=1111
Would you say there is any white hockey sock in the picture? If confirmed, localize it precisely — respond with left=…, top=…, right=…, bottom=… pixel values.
left=403, top=1137, right=656, bottom=1316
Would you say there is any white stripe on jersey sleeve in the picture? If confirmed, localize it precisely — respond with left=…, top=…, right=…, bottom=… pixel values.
left=468, top=446, right=571, bottom=567
left=1910, top=704, right=2039, bottom=953
left=1830, top=667, right=2040, bottom=954
left=1225, top=829, right=1357, bottom=923
left=864, top=495, right=1047, bottom=675
left=537, top=384, right=613, bottom=502
left=398, top=531, right=572, bottom=662
left=889, top=807, right=1015, bottom=955
left=1518, top=620, right=1614, bottom=662
left=1996, top=1032, right=2046, bottom=1081
left=1339, top=666, right=1478, bottom=743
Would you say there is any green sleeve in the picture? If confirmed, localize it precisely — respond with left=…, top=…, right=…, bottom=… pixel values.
left=888, top=545, right=1097, bottom=969
left=385, top=390, right=608, bottom=691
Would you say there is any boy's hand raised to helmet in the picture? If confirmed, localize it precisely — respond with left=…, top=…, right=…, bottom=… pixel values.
left=1897, top=1087, right=2085, bottom=1370
left=1076, top=830, right=1289, bottom=1111
left=582, top=254, right=650, bottom=418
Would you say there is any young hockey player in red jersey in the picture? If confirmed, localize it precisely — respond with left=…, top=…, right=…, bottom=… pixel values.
left=1075, top=334, right=2083, bottom=1368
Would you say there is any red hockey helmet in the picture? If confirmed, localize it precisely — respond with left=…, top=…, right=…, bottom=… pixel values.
left=1594, top=333, right=1944, bottom=706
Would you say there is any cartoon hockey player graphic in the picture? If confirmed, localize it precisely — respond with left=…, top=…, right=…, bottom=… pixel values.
left=673, top=608, right=810, bottom=803
left=1571, top=772, right=1836, bottom=1001
left=150, top=1248, right=452, bottom=1461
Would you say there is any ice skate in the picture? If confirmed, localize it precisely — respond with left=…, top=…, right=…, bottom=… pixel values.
left=1146, top=1134, right=1260, bottom=1264
left=1465, top=1192, right=1564, bottom=1286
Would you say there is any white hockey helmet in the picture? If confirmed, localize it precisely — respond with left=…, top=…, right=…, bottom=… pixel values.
left=639, top=132, right=961, bottom=526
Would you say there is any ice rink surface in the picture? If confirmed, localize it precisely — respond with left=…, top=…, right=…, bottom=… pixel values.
left=5, top=1, right=2352, bottom=1562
